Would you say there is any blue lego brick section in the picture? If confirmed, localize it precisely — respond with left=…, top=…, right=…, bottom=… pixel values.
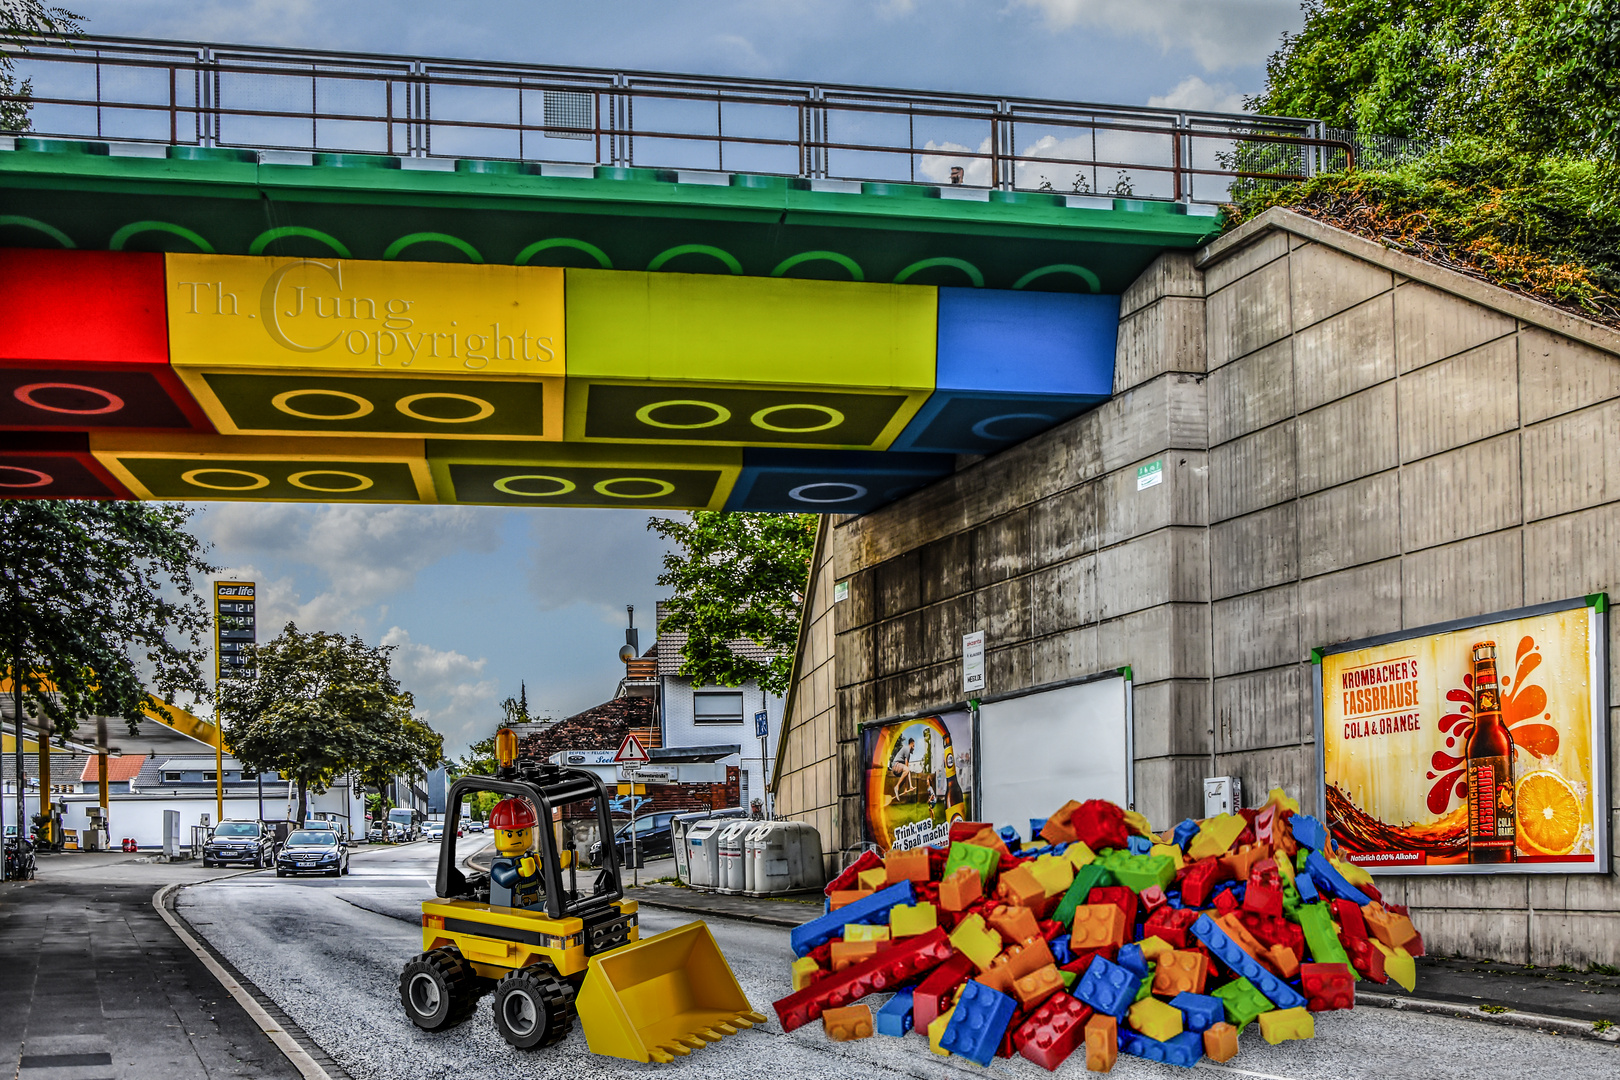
left=1169, top=992, right=1226, bottom=1033
left=1030, top=818, right=1046, bottom=841
left=934, top=289, right=1118, bottom=396
left=1290, top=814, right=1328, bottom=852
left=1295, top=869, right=1320, bottom=903
left=724, top=449, right=954, bottom=513
left=887, top=389, right=1106, bottom=454
left=1121, top=1029, right=1204, bottom=1067
left=1304, top=851, right=1372, bottom=906
left=1050, top=934, right=1074, bottom=965
left=1074, top=955, right=1138, bottom=1018
left=1116, top=943, right=1149, bottom=978
left=1127, top=835, right=1152, bottom=855
left=1172, top=819, right=1200, bottom=850
left=875, top=990, right=914, bottom=1037
left=1188, top=915, right=1307, bottom=1010
left=939, top=980, right=1017, bottom=1066
left=999, top=825, right=1022, bottom=852
left=791, top=881, right=916, bottom=956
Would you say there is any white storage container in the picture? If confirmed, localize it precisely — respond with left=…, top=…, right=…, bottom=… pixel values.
left=717, top=820, right=754, bottom=893
left=744, top=821, right=826, bottom=895
left=742, top=822, right=774, bottom=893
left=684, top=819, right=727, bottom=889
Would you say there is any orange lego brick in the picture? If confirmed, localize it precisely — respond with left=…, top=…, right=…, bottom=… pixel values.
left=1269, top=943, right=1301, bottom=979
left=885, top=847, right=931, bottom=886
left=823, top=1004, right=875, bottom=1041
left=1071, top=904, right=1128, bottom=949
left=1150, top=949, right=1209, bottom=997
left=829, top=889, right=874, bottom=910
left=989, top=904, right=1042, bottom=944
left=1363, top=903, right=1420, bottom=952
left=1084, top=1013, right=1118, bottom=1072
left=966, top=826, right=1012, bottom=858
left=830, top=939, right=879, bottom=971
left=939, top=866, right=983, bottom=912
left=1012, top=963, right=1065, bottom=1009
left=1218, top=841, right=1272, bottom=883
left=1214, top=912, right=1268, bottom=961
left=1042, top=799, right=1082, bottom=844
left=975, top=966, right=1014, bottom=995
left=1203, top=1021, right=1239, bottom=1062
left=997, top=864, right=1048, bottom=910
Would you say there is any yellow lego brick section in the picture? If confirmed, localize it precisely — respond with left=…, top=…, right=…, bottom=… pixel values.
left=564, top=269, right=933, bottom=388
left=165, top=254, right=564, bottom=377
left=889, top=902, right=939, bottom=938
left=1257, top=1006, right=1315, bottom=1045
left=1127, top=997, right=1183, bottom=1042
left=1187, top=814, right=1247, bottom=861
left=427, top=440, right=740, bottom=510
left=91, top=432, right=434, bottom=504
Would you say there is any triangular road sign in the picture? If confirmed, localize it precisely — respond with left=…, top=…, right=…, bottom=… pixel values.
left=614, top=732, right=650, bottom=764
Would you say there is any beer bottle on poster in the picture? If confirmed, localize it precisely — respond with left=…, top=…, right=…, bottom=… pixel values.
left=1465, top=641, right=1516, bottom=863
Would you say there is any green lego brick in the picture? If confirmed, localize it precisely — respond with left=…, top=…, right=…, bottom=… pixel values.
left=1053, top=863, right=1118, bottom=927
left=944, top=841, right=999, bottom=887
left=1110, top=854, right=1176, bottom=894
left=1213, top=977, right=1270, bottom=1032
left=1135, top=971, right=1155, bottom=1002
left=1295, top=902, right=1353, bottom=967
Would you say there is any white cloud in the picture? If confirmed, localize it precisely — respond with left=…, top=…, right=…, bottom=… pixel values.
left=1016, top=0, right=1299, bottom=69
left=1148, top=75, right=1248, bottom=114
left=381, top=626, right=499, bottom=749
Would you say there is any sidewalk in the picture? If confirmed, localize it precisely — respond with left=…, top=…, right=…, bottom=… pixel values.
left=629, top=880, right=821, bottom=926
left=0, top=851, right=303, bottom=1080
left=1367, top=955, right=1620, bottom=1037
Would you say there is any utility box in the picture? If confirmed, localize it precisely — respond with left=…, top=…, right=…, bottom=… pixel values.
left=1204, top=776, right=1242, bottom=818
left=684, top=819, right=727, bottom=889
left=162, top=810, right=181, bottom=859
left=743, top=821, right=825, bottom=896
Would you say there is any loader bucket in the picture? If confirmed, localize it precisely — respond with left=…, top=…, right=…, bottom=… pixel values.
left=575, top=920, right=766, bottom=1064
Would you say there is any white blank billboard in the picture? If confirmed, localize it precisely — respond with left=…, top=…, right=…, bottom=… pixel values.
left=978, top=675, right=1130, bottom=836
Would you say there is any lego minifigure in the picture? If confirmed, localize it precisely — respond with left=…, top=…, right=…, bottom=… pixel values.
left=488, top=797, right=543, bottom=909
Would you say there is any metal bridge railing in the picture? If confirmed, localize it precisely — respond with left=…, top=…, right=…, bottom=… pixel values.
left=0, top=34, right=1352, bottom=204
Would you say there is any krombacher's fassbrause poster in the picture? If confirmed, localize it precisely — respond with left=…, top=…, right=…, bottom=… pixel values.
left=1316, top=596, right=1609, bottom=874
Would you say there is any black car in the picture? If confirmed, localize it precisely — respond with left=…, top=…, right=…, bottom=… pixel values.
left=275, top=829, right=350, bottom=877
left=590, top=812, right=677, bottom=866
left=202, top=820, right=275, bottom=868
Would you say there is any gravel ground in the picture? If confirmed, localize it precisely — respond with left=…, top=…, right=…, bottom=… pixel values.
left=178, top=841, right=1619, bottom=1080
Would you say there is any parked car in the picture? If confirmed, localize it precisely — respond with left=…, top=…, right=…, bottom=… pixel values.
left=367, top=823, right=389, bottom=843
left=202, top=820, right=275, bottom=869
left=590, top=812, right=678, bottom=866
left=465, top=821, right=485, bottom=833
left=275, top=829, right=350, bottom=877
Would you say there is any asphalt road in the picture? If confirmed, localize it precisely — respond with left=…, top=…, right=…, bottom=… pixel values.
left=179, top=840, right=1619, bottom=1080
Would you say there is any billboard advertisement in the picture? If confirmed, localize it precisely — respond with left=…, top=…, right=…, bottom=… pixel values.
left=1316, top=596, right=1608, bottom=874
left=862, top=710, right=973, bottom=851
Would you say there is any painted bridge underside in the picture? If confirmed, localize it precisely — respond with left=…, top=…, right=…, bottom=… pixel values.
left=0, top=138, right=1219, bottom=512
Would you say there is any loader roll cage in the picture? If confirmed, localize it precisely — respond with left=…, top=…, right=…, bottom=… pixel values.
left=439, top=769, right=624, bottom=921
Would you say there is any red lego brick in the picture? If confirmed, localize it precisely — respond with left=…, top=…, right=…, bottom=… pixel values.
left=950, top=821, right=996, bottom=844
left=1407, top=931, right=1425, bottom=958
left=1248, top=857, right=1282, bottom=892
left=1239, top=911, right=1305, bottom=961
left=1301, top=961, right=1356, bottom=1012
left=1243, top=884, right=1284, bottom=919
left=1213, top=888, right=1240, bottom=916
left=1143, top=907, right=1200, bottom=951
left=1070, top=799, right=1129, bottom=852
left=826, top=849, right=883, bottom=896
left=913, top=952, right=976, bottom=1033
left=1088, top=886, right=1139, bottom=932
left=1014, top=992, right=1093, bottom=1071
left=1362, top=881, right=1384, bottom=904
left=1345, top=936, right=1388, bottom=984
left=772, top=928, right=954, bottom=1032
left=1038, top=918, right=1065, bottom=942
left=1139, top=885, right=1168, bottom=915
left=1332, top=899, right=1368, bottom=940
left=1179, top=857, right=1229, bottom=909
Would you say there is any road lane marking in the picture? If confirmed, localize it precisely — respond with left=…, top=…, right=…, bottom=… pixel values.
left=1198, top=1065, right=1304, bottom=1080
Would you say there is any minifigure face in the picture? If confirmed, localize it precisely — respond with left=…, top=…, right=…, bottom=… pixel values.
left=495, top=824, right=533, bottom=856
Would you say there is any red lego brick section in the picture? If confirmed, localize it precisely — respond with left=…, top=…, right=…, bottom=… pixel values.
left=1345, top=937, right=1389, bottom=984
left=1014, top=993, right=1093, bottom=1071
left=1143, top=907, right=1200, bottom=950
left=1088, top=886, right=1139, bottom=932
left=827, top=849, right=885, bottom=895
left=1332, top=899, right=1369, bottom=940
left=773, top=928, right=954, bottom=1032
left=913, top=952, right=977, bottom=1033
left=1301, top=962, right=1356, bottom=1012
left=1178, top=857, right=1230, bottom=909
left=0, top=250, right=169, bottom=367
left=1070, top=800, right=1129, bottom=851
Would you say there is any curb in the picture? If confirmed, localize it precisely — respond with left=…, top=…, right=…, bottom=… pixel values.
left=1359, top=990, right=1620, bottom=1044
left=152, top=883, right=351, bottom=1080
left=631, top=888, right=815, bottom=928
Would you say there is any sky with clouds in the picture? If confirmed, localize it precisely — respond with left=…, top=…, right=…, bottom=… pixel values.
left=75, top=0, right=1308, bottom=756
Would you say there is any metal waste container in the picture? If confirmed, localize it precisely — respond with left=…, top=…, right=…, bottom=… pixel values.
left=683, top=819, right=727, bottom=889
left=717, top=821, right=753, bottom=894
left=744, top=821, right=825, bottom=895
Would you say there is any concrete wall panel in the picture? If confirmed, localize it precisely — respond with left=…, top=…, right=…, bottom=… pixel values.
left=1399, top=433, right=1522, bottom=551
left=1298, top=559, right=1402, bottom=653
left=1518, top=326, right=1620, bottom=424
left=1296, top=381, right=1398, bottom=495
left=1207, top=338, right=1293, bottom=446
left=1400, top=530, right=1524, bottom=628
left=1393, top=280, right=1516, bottom=374
left=1098, top=527, right=1209, bottom=619
left=1210, top=421, right=1296, bottom=522
left=1115, top=296, right=1206, bottom=391
left=1293, top=293, right=1395, bottom=413
left=1202, top=231, right=1288, bottom=295
left=1207, top=257, right=1291, bottom=368
left=1521, top=399, right=1620, bottom=522
left=1290, top=242, right=1393, bottom=331
left=1214, top=664, right=1306, bottom=753
left=1397, top=336, right=1519, bottom=462
left=1120, top=251, right=1203, bottom=317
left=1213, top=583, right=1298, bottom=676
left=1297, top=471, right=1400, bottom=578
left=1211, top=502, right=1297, bottom=599
left=1132, top=679, right=1212, bottom=760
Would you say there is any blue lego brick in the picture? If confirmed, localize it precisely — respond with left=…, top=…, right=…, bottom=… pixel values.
left=1121, top=1029, right=1204, bottom=1067
left=1295, top=869, right=1320, bottom=903
left=935, top=289, right=1119, bottom=396
left=1127, top=834, right=1152, bottom=855
left=1117, top=942, right=1150, bottom=978
left=875, top=990, right=914, bottom=1037
left=1172, top=819, right=1200, bottom=850
left=1290, top=814, right=1329, bottom=852
left=1212, top=881, right=1246, bottom=907
left=1304, top=850, right=1372, bottom=906
left=938, top=980, right=1017, bottom=1066
left=1074, top=955, right=1138, bottom=1018
left=999, top=825, right=1022, bottom=852
left=1030, top=818, right=1046, bottom=842
left=790, top=881, right=915, bottom=956
left=1169, top=992, right=1226, bottom=1033
left=1188, top=914, right=1307, bottom=1010
left=1049, top=934, right=1074, bottom=966
left=724, top=449, right=954, bottom=513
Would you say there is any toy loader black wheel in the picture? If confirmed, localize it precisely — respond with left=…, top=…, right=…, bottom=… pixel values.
left=491, top=967, right=576, bottom=1050
left=399, top=948, right=481, bottom=1031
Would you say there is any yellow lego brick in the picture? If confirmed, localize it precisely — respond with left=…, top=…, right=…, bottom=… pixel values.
left=1149, top=843, right=1185, bottom=871
left=1187, top=814, right=1247, bottom=861
left=1258, top=1006, right=1315, bottom=1045
left=929, top=1004, right=956, bottom=1056
left=1331, top=855, right=1374, bottom=888
left=1371, top=941, right=1417, bottom=991
left=1063, top=841, right=1096, bottom=869
left=1265, top=787, right=1301, bottom=814
left=844, top=923, right=891, bottom=943
left=1122, top=808, right=1154, bottom=838
left=857, top=867, right=888, bottom=891
left=791, top=956, right=822, bottom=991
left=889, top=902, right=939, bottom=938
left=1029, top=853, right=1075, bottom=898
left=1138, top=936, right=1174, bottom=962
left=1275, top=850, right=1297, bottom=888
left=1127, top=997, right=1184, bottom=1043
left=948, top=913, right=1003, bottom=971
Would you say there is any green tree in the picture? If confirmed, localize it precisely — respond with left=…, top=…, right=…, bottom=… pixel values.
left=647, top=512, right=816, bottom=696
left=0, top=502, right=214, bottom=740
left=218, top=623, right=438, bottom=822
left=1, top=2, right=82, bottom=133
left=452, top=733, right=500, bottom=821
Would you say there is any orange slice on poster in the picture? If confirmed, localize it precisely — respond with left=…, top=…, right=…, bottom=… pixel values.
left=1515, top=771, right=1581, bottom=856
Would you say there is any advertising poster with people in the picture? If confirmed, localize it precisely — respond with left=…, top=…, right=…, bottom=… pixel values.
left=1318, top=596, right=1608, bottom=873
left=862, top=711, right=973, bottom=851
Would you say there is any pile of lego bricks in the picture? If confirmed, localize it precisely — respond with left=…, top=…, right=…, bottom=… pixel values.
left=771, top=789, right=1425, bottom=1071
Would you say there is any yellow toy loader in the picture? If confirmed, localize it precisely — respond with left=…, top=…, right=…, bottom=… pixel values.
left=399, top=729, right=764, bottom=1061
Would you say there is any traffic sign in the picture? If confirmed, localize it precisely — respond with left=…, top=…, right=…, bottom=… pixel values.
left=754, top=711, right=769, bottom=738
left=616, top=783, right=647, bottom=796
left=614, top=732, right=650, bottom=764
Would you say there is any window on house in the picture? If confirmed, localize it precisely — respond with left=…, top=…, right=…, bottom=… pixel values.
left=163, top=772, right=182, bottom=782
left=202, top=772, right=218, bottom=782
left=693, top=691, right=744, bottom=724
left=240, top=770, right=258, bottom=780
